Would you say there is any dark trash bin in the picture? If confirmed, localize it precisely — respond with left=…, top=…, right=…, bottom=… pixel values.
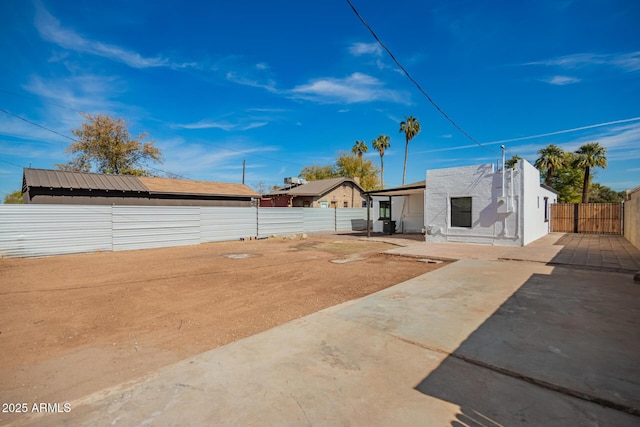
left=383, top=220, right=396, bottom=234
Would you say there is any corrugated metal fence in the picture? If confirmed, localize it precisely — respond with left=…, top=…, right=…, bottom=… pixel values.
left=0, top=205, right=369, bottom=257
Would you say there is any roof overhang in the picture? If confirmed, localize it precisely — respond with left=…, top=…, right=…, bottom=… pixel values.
left=366, top=182, right=425, bottom=197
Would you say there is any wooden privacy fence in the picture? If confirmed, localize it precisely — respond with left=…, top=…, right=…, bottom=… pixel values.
left=550, top=203, right=623, bottom=235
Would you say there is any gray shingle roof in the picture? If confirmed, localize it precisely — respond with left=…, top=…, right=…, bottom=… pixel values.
left=269, top=177, right=362, bottom=197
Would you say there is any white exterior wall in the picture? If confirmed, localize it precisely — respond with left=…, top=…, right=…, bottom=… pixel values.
left=371, top=196, right=405, bottom=233
left=424, top=163, right=522, bottom=246
left=398, top=192, right=425, bottom=233
left=425, top=160, right=555, bottom=247
left=520, top=161, right=558, bottom=245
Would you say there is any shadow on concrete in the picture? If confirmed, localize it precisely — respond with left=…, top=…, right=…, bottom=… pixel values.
left=415, top=264, right=640, bottom=426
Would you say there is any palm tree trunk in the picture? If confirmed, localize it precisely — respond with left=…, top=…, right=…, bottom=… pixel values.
left=380, top=155, right=385, bottom=189
left=402, top=137, right=408, bottom=185
left=582, top=166, right=590, bottom=203
left=545, top=168, right=553, bottom=186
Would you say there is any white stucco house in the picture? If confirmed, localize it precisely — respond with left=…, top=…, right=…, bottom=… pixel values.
left=424, top=159, right=558, bottom=246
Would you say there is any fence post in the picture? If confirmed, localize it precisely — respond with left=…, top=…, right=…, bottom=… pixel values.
left=573, top=203, right=579, bottom=233
left=256, top=203, right=259, bottom=237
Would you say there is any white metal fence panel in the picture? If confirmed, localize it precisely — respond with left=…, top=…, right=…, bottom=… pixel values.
left=112, top=206, right=200, bottom=251
left=303, top=208, right=335, bottom=232
left=258, top=207, right=304, bottom=236
left=0, top=205, right=112, bottom=257
left=336, top=208, right=368, bottom=231
left=200, top=207, right=256, bottom=242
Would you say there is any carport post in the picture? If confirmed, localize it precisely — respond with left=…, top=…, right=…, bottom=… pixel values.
left=388, top=196, right=392, bottom=235
left=367, top=194, right=371, bottom=238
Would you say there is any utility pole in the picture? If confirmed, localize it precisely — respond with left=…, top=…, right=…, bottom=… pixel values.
left=242, top=159, right=246, bottom=184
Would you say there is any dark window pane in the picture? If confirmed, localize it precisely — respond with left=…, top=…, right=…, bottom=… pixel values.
left=451, top=197, right=472, bottom=227
left=379, top=200, right=390, bottom=220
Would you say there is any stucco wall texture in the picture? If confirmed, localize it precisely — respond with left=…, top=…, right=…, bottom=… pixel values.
left=624, top=186, right=640, bottom=251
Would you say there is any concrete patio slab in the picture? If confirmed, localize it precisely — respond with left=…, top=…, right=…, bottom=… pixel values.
left=384, top=232, right=640, bottom=272
left=18, top=258, right=640, bottom=426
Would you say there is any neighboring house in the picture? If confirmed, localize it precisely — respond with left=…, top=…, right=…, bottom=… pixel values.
left=366, top=181, right=425, bottom=234
left=22, top=168, right=259, bottom=207
left=424, top=160, right=558, bottom=246
left=263, top=177, right=366, bottom=208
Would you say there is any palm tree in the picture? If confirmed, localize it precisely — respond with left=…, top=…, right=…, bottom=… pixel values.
left=351, top=140, right=368, bottom=171
left=399, top=116, right=421, bottom=185
left=372, top=134, right=390, bottom=189
left=573, top=142, right=607, bottom=203
left=534, top=144, right=566, bottom=186
left=505, top=155, right=521, bottom=169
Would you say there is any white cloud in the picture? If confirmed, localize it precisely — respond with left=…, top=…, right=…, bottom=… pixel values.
left=34, top=3, right=192, bottom=69
left=25, top=74, right=124, bottom=114
left=524, top=51, right=640, bottom=72
left=174, top=120, right=268, bottom=132
left=174, top=109, right=277, bottom=132
left=156, top=136, right=282, bottom=182
left=348, top=42, right=382, bottom=57
left=544, top=75, right=581, bottom=85
left=290, top=72, right=408, bottom=104
left=225, top=72, right=278, bottom=93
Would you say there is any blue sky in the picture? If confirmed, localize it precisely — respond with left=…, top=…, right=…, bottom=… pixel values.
left=1, top=0, right=639, bottom=200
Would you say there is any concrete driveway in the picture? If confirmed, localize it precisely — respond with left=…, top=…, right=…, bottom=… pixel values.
left=17, top=234, right=640, bottom=426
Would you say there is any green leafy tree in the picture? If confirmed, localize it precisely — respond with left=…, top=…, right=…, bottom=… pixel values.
left=399, top=116, right=421, bottom=185
left=335, top=153, right=380, bottom=191
left=351, top=140, right=368, bottom=168
left=372, top=134, right=390, bottom=189
left=572, top=142, right=607, bottom=203
left=3, top=190, right=23, bottom=204
left=505, top=155, right=521, bottom=169
left=550, top=152, right=583, bottom=203
left=56, top=113, right=163, bottom=176
left=535, top=144, right=566, bottom=186
left=299, top=164, right=337, bottom=181
left=300, top=153, right=380, bottom=191
left=588, top=183, right=624, bottom=203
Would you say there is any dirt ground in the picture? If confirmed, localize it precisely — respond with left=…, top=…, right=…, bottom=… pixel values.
left=0, top=234, right=446, bottom=416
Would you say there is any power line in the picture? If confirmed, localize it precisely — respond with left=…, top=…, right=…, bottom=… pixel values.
left=1, top=90, right=307, bottom=171
left=0, top=107, right=300, bottom=178
left=344, top=0, right=498, bottom=155
left=0, top=158, right=24, bottom=168
left=0, top=108, right=185, bottom=178
left=0, top=88, right=86, bottom=115
left=0, top=107, right=76, bottom=142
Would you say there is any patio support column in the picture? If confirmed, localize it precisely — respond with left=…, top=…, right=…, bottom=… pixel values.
left=388, top=196, right=392, bottom=235
left=367, top=194, right=371, bottom=238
